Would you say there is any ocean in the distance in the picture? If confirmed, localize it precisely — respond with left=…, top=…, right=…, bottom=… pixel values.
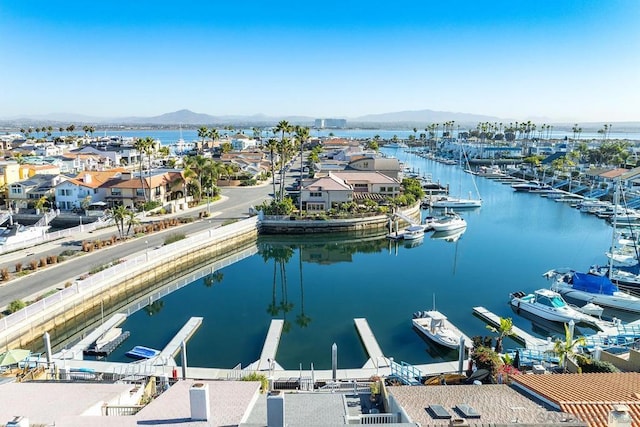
left=97, top=148, right=636, bottom=370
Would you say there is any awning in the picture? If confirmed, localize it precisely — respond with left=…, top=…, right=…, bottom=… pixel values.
left=0, top=349, right=30, bottom=367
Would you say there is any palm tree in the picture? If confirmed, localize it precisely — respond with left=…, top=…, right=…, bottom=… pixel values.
left=295, top=126, right=310, bottom=212
left=109, top=205, right=129, bottom=238
left=266, top=138, right=278, bottom=199
left=553, top=322, right=586, bottom=372
left=183, top=155, right=209, bottom=203
left=133, top=137, right=154, bottom=204
left=208, top=128, right=219, bottom=149
left=197, top=126, right=209, bottom=149
left=486, top=317, right=516, bottom=354
left=125, top=209, right=140, bottom=236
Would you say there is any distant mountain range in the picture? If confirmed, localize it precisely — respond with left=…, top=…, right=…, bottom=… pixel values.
left=1, top=109, right=639, bottom=130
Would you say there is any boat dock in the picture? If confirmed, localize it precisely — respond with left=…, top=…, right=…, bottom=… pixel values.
left=65, top=313, right=127, bottom=360
left=247, top=319, right=285, bottom=371
left=354, top=318, right=390, bottom=368
left=472, top=306, right=551, bottom=350
left=154, top=316, right=203, bottom=366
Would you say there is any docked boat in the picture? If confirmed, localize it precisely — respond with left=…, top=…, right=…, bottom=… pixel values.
left=412, top=310, right=471, bottom=350
left=431, top=194, right=482, bottom=209
left=546, top=269, right=640, bottom=313
left=431, top=211, right=467, bottom=232
left=95, top=327, right=123, bottom=350
left=509, top=288, right=602, bottom=326
left=403, top=225, right=425, bottom=240
left=125, top=345, right=160, bottom=359
left=511, top=180, right=554, bottom=192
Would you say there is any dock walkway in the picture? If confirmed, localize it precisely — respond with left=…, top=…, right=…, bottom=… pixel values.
left=246, top=319, right=284, bottom=371
left=472, top=306, right=550, bottom=350
left=154, top=316, right=203, bottom=366
left=64, top=313, right=127, bottom=360
left=354, top=318, right=390, bottom=368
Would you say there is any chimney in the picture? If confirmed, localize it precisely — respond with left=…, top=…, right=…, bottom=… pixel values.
left=267, top=391, right=285, bottom=427
left=83, top=173, right=92, bottom=184
left=189, top=382, right=210, bottom=421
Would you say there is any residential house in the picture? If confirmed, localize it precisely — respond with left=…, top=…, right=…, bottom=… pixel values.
left=0, top=160, right=21, bottom=188
left=230, top=133, right=258, bottom=151
left=300, top=173, right=353, bottom=211
left=347, top=156, right=402, bottom=180
left=300, top=171, right=401, bottom=211
left=219, top=151, right=270, bottom=179
left=54, top=168, right=126, bottom=211
left=60, top=151, right=112, bottom=173
left=511, top=372, right=640, bottom=427
left=332, top=170, right=401, bottom=199
left=101, top=170, right=185, bottom=209
left=7, top=174, right=67, bottom=210
left=23, top=163, right=61, bottom=177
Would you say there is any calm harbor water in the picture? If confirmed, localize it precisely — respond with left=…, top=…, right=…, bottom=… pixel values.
left=98, top=147, right=635, bottom=370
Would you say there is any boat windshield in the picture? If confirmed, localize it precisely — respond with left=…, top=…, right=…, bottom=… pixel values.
left=550, top=295, right=566, bottom=308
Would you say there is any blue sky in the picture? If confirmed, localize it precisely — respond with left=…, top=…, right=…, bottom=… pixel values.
left=1, top=0, right=638, bottom=122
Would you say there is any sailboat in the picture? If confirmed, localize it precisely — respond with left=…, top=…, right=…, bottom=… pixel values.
left=431, top=149, right=482, bottom=209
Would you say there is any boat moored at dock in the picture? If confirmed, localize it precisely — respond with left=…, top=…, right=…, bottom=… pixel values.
left=412, top=310, right=472, bottom=350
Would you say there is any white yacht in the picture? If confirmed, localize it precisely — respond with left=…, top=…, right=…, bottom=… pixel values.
left=509, top=288, right=602, bottom=327
left=431, top=211, right=467, bottom=232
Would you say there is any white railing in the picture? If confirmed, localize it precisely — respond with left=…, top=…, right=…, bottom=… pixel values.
left=360, top=413, right=398, bottom=424
left=0, top=217, right=259, bottom=334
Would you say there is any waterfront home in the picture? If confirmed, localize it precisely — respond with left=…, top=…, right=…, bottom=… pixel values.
left=300, top=171, right=401, bottom=212
left=60, top=151, right=114, bottom=172
left=219, top=151, right=271, bottom=181
left=54, top=169, right=126, bottom=211
left=101, top=170, right=186, bottom=209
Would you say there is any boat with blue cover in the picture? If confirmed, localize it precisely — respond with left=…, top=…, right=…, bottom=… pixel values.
left=125, top=345, right=160, bottom=359
left=546, top=269, right=640, bottom=313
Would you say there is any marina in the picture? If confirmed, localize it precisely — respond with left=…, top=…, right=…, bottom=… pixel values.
left=27, top=146, right=640, bottom=372
left=354, top=318, right=390, bottom=368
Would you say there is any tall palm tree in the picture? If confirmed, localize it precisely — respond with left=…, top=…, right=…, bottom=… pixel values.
left=266, top=138, right=279, bottom=199
left=183, top=155, right=209, bottom=202
left=197, top=126, right=209, bottom=149
left=208, top=128, right=219, bottom=149
left=125, top=209, right=140, bottom=236
left=134, top=137, right=154, bottom=204
left=295, top=126, right=310, bottom=212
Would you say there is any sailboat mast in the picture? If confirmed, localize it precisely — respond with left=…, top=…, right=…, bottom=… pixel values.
left=609, top=181, right=619, bottom=278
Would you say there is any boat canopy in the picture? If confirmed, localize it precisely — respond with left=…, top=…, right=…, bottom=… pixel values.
left=572, top=272, right=619, bottom=295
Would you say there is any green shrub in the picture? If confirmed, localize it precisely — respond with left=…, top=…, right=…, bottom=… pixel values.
left=576, top=355, right=620, bottom=373
left=241, top=372, right=268, bottom=393
left=7, top=300, right=26, bottom=313
left=164, top=233, right=186, bottom=245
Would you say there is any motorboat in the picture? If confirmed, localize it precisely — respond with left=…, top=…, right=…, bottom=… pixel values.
left=125, top=345, right=160, bottom=359
left=431, top=211, right=467, bottom=232
left=509, top=288, right=602, bottom=326
left=412, top=310, right=471, bottom=350
left=403, top=225, right=425, bottom=240
left=511, top=180, right=553, bottom=192
left=545, top=269, right=640, bottom=313
left=430, top=194, right=482, bottom=209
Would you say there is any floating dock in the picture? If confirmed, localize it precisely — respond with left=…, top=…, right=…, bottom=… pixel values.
left=247, top=319, right=284, bottom=371
left=83, top=330, right=130, bottom=356
left=65, top=313, right=128, bottom=360
left=472, top=306, right=551, bottom=350
left=155, top=316, right=203, bottom=365
left=354, top=318, right=390, bottom=368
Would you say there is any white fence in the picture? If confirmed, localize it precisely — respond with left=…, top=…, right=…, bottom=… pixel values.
left=0, top=217, right=259, bottom=334
left=0, top=215, right=111, bottom=254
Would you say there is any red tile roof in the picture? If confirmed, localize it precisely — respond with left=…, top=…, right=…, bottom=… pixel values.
left=512, top=372, right=640, bottom=427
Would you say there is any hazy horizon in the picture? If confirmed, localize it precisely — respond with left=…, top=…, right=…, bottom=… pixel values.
left=1, top=1, right=638, bottom=123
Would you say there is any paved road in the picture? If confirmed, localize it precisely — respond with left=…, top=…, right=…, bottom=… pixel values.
left=0, top=163, right=302, bottom=309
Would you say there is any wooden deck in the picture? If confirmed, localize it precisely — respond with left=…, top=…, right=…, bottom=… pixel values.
left=472, top=306, right=551, bottom=350
left=354, top=318, right=390, bottom=368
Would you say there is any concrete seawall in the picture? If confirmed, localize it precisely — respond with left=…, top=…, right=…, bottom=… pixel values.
left=1, top=218, right=259, bottom=351
left=260, top=203, right=421, bottom=234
